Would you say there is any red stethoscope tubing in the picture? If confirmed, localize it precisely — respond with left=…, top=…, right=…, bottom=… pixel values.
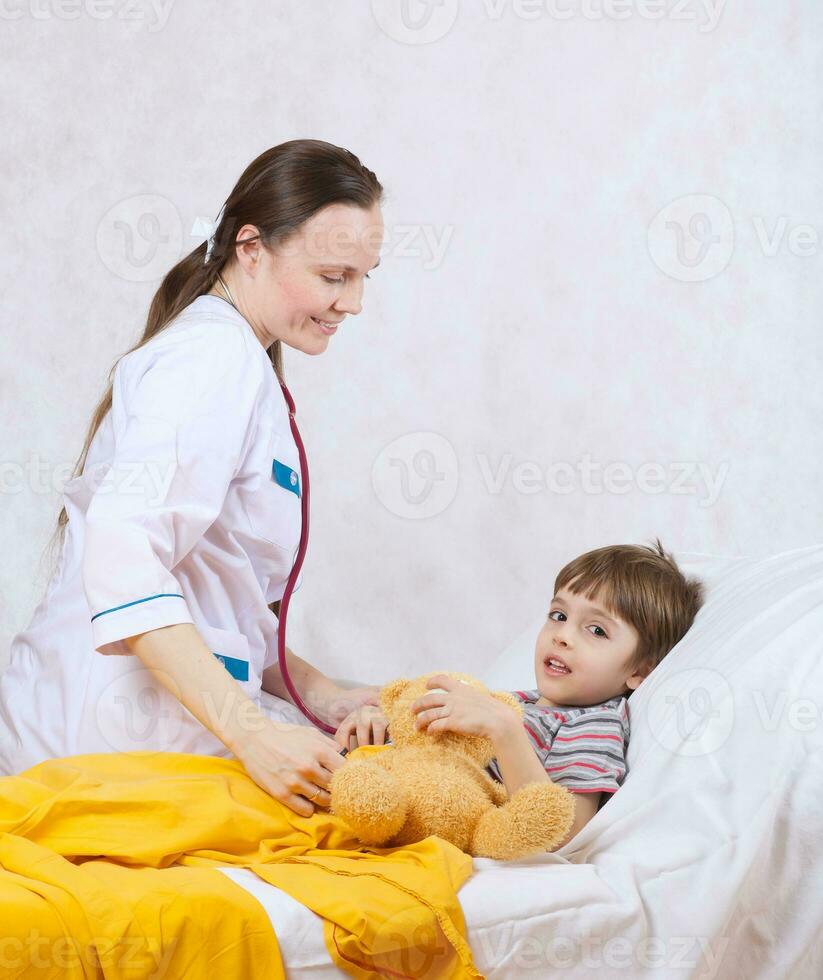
left=276, top=379, right=337, bottom=735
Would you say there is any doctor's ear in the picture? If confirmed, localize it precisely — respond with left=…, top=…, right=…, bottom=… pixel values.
left=231, top=223, right=268, bottom=269
left=379, top=678, right=412, bottom=715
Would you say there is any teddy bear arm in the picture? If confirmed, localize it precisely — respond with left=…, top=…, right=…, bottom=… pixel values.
left=471, top=780, right=577, bottom=861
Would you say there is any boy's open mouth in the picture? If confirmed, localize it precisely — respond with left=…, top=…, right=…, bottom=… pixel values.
left=544, top=656, right=571, bottom=675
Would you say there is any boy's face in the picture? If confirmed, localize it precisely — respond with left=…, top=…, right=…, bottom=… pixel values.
left=533, top=587, right=649, bottom=707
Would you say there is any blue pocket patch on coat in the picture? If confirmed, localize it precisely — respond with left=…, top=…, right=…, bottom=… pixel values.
left=213, top=652, right=249, bottom=682
left=272, top=458, right=301, bottom=497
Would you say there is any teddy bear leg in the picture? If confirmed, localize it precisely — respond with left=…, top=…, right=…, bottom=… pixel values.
left=329, top=758, right=409, bottom=846
left=471, top=781, right=577, bottom=860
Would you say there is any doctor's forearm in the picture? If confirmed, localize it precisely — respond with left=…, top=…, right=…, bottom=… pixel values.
left=261, top=646, right=335, bottom=709
left=124, top=623, right=275, bottom=753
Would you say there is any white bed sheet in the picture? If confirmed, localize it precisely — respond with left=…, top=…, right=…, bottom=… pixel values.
left=224, top=545, right=823, bottom=979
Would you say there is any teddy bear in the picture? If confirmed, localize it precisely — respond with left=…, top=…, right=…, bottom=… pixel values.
left=329, top=671, right=577, bottom=860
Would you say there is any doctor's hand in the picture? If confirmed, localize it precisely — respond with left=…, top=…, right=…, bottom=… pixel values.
left=334, top=704, right=390, bottom=752
left=325, top=683, right=383, bottom=727
left=235, top=720, right=346, bottom=818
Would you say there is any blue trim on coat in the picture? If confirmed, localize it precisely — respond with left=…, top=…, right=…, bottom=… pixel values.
left=90, top=593, right=185, bottom=622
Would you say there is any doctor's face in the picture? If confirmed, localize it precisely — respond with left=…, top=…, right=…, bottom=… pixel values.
left=533, top=585, right=648, bottom=708
left=224, top=202, right=384, bottom=354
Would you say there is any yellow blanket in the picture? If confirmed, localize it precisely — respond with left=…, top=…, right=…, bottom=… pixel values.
left=0, top=748, right=482, bottom=979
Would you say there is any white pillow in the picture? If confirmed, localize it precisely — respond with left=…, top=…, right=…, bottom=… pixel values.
left=475, top=544, right=823, bottom=977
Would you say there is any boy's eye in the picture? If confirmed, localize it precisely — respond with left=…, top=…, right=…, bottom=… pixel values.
left=548, top=610, right=609, bottom=639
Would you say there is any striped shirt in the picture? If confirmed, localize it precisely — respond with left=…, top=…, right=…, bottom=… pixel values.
left=486, top=690, right=630, bottom=796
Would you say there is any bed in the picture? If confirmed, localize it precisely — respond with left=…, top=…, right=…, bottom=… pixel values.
left=217, top=544, right=823, bottom=979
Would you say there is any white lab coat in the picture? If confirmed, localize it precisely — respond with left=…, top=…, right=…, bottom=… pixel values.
left=0, top=295, right=313, bottom=776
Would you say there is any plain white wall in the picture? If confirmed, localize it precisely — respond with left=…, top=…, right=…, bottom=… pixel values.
left=1, top=0, right=821, bottom=684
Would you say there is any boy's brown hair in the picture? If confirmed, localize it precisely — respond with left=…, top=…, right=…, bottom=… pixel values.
left=554, top=538, right=705, bottom=683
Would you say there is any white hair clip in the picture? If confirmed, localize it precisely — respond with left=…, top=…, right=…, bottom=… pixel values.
left=191, top=203, right=227, bottom=265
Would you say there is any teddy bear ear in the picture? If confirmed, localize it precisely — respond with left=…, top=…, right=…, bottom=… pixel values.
left=490, top=690, right=524, bottom=718
left=379, top=677, right=412, bottom=713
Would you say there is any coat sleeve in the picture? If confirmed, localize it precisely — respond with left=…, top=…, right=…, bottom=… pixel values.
left=82, top=323, right=266, bottom=656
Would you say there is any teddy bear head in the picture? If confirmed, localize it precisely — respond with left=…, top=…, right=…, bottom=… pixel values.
left=379, top=671, right=524, bottom=767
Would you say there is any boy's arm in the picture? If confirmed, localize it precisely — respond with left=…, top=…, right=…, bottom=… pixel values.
left=489, top=710, right=602, bottom=850
left=550, top=792, right=602, bottom=850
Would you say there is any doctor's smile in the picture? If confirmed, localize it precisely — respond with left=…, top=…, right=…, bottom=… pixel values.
left=310, top=316, right=342, bottom=334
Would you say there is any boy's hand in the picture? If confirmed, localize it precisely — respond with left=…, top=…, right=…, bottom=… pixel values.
left=411, top=674, right=510, bottom=741
left=334, top=704, right=390, bottom=752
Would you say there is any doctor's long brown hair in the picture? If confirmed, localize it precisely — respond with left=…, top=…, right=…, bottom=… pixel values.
left=47, top=139, right=383, bottom=572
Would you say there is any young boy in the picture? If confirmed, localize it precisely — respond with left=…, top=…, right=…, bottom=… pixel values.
left=334, top=538, right=704, bottom=851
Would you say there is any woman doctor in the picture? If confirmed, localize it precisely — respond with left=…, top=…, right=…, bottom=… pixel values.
left=0, top=140, right=387, bottom=816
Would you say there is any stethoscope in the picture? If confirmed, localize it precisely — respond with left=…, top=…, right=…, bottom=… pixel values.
left=214, top=273, right=340, bottom=739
